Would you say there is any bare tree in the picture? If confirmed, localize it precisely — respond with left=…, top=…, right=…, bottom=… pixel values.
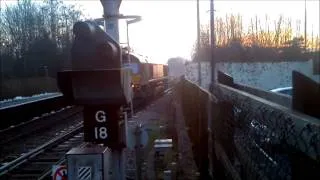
left=192, top=13, right=319, bottom=62
left=0, top=0, right=82, bottom=77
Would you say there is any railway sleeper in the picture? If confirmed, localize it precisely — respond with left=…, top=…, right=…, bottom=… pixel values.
left=66, top=138, right=83, bottom=144
left=68, top=137, right=80, bottom=141
left=27, top=161, right=54, bottom=166
left=7, top=173, right=40, bottom=179
left=58, top=142, right=81, bottom=150
left=55, top=144, right=73, bottom=149
left=1, top=155, right=19, bottom=162
left=40, top=152, right=66, bottom=157
left=11, top=165, right=47, bottom=174
left=29, top=155, right=61, bottom=162
left=50, top=147, right=71, bottom=152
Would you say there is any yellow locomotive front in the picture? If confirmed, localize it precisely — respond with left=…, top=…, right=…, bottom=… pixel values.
left=122, top=52, right=147, bottom=92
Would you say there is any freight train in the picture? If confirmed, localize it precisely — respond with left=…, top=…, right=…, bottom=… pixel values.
left=122, top=49, right=168, bottom=102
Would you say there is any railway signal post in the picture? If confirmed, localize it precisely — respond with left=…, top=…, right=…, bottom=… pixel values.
left=57, top=20, right=132, bottom=179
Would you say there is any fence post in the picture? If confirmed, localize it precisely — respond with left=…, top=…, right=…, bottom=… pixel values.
left=199, top=90, right=210, bottom=179
left=207, top=97, right=214, bottom=179
left=211, top=101, right=226, bottom=179
left=134, top=125, right=142, bottom=180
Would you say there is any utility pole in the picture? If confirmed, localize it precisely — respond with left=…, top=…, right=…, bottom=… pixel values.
left=304, top=0, right=307, bottom=51
left=210, top=0, right=215, bottom=83
left=126, top=22, right=130, bottom=55
left=197, top=0, right=201, bottom=86
left=0, top=0, right=3, bottom=98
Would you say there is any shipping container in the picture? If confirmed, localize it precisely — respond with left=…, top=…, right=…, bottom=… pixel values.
left=151, top=64, right=164, bottom=79
left=163, top=65, right=168, bottom=76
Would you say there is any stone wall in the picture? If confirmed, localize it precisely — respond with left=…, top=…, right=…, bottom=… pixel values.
left=184, top=59, right=319, bottom=90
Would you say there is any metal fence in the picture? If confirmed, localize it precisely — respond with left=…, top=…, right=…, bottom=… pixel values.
left=176, top=76, right=320, bottom=180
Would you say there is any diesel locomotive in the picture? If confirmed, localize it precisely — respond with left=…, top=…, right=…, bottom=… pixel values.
left=122, top=49, right=168, bottom=101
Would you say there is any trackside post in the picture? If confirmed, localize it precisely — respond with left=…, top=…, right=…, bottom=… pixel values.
left=57, top=20, right=131, bottom=180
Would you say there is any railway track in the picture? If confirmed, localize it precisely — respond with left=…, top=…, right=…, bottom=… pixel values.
left=0, top=106, right=83, bottom=179
left=0, top=127, right=83, bottom=179
left=0, top=86, right=174, bottom=179
left=0, top=106, right=82, bottom=146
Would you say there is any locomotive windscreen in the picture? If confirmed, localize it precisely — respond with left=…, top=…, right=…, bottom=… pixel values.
left=122, top=54, right=140, bottom=64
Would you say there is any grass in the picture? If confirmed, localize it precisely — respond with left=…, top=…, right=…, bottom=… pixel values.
left=143, top=125, right=160, bottom=160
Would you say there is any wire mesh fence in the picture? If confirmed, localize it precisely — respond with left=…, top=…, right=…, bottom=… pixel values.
left=177, top=77, right=320, bottom=180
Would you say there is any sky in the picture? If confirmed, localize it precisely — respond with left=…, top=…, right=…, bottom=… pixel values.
left=1, top=0, right=319, bottom=64
left=73, top=0, right=320, bottom=64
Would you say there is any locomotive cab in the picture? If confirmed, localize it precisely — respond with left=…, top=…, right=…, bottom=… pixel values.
left=122, top=52, right=147, bottom=90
